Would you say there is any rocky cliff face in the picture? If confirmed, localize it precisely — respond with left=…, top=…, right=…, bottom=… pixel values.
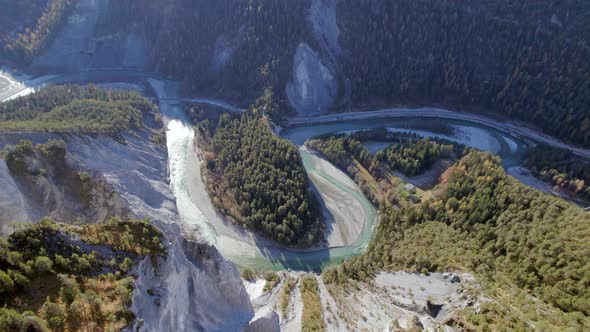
left=132, top=231, right=254, bottom=331
left=0, top=138, right=131, bottom=233
left=0, top=159, right=33, bottom=233
left=286, top=43, right=338, bottom=116
left=0, top=125, right=259, bottom=331
left=31, top=0, right=152, bottom=73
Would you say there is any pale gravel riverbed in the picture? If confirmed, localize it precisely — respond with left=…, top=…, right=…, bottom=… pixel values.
left=304, top=148, right=366, bottom=247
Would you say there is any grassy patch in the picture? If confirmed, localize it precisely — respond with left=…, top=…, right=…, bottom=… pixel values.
left=301, top=275, right=325, bottom=332
left=66, top=217, right=165, bottom=256
left=279, top=276, right=297, bottom=317
left=241, top=268, right=255, bottom=282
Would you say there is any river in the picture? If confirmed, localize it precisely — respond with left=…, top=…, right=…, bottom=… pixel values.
left=0, top=69, right=579, bottom=272
left=151, top=77, right=529, bottom=271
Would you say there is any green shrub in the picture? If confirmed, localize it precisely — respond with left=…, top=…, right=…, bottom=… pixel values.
left=241, top=268, right=255, bottom=281
left=58, top=274, right=79, bottom=306
left=33, top=256, right=53, bottom=274
left=263, top=271, right=280, bottom=292
left=0, top=308, right=45, bottom=332
left=41, top=300, right=65, bottom=332
left=0, top=271, right=14, bottom=294
left=11, top=272, right=30, bottom=288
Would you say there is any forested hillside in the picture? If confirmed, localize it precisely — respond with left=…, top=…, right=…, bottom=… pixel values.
left=0, top=218, right=164, bottom=331
left=0, top=85, right=157, bottom=135
left=525, top=145, right=590, bottom=201
left=92, top=1, right=590, bottom=148
left=338, top=0, right=590, bottom=147
left=144, top=0, right=311, bottom=104
left=0, top=0, right=76, bottom=65
left=306, top=131, right=464, bottom=206
left=97, top=0, right=317, bottom=113
left=3, top=0, right=589, bottom=148
left=324, top=151, right=590, bottom=329
left=198, top=110, right=322, bottom=247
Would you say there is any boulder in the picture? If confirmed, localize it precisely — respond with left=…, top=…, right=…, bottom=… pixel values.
left=246, top=307, right=280, bottom=332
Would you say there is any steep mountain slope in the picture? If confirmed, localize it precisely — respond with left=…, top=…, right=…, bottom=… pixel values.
left=4, top=0, right=590, bottom=146
left=0, top=139, right=131, bottom=231
left=0, top=81, right=259, bottom=331
left=324, top=151, right=590, bottom=329
left=1, top=1, right=590, bottom=331
left=93, top=0, right=590, bottom=148
left=337, top=0, right=590, bottom=147
left=0, top=0, right=77, bottom=65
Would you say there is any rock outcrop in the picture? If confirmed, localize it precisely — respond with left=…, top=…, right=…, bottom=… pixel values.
left=246, top=307, right=280, bottom=332
left=131, top=226, right=254, bottom=331
left=286, top=43, right=338, bottom=116
left=0, top=159, right=33, bottom=233
left=0, top=139, right=131, bottom=233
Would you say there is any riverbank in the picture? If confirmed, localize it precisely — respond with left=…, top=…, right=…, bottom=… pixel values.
left=286, top=108, right=590, bottom=159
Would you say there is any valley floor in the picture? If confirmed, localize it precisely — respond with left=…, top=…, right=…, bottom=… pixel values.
left=286, top=108, right=590, bottom=159
left=1, top=67, right=588, bottom=331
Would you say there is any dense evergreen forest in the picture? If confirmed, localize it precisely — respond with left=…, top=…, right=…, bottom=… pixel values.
left=0, top=218, right=164, bottom=331
left=338, top=0, right=590, bottom=147
left=198, top=110, right=322, bottom=247
left=324, top=151, right=590, bottom=329
left=97, top=1, right=590, bottom=147
left=0, top=0, right=76, bottom=65
left=525, top=145, right=590, bottom=201
left=3, top=0, right=590, bottom=148
left=374, top=133, right=459, bottom=176
left=98, top=0, right=312, bottom=107
left=307, top=134, right=372, bottom=171
left=0, top=85, right=157, bottom=135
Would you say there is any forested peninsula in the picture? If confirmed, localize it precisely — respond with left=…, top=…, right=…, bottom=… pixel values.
left=197, top=110, right=323, bottom=247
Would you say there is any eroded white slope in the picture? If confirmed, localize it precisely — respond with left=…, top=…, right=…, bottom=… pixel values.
left=0, top=160, right=35, bottom=233
left=309, top=0, right=342, bottom=57
left=0, top=77, right=257, bottom=331
left=286, top=43, right=338, bottom=116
